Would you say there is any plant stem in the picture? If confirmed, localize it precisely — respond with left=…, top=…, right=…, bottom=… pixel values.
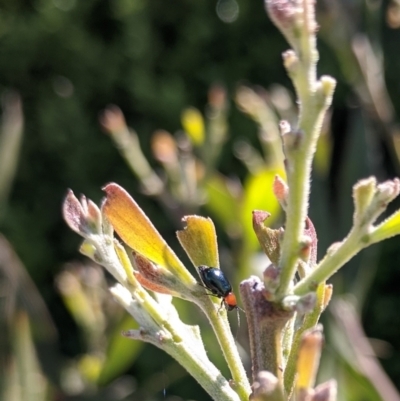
left=206, top=304, right=251, bottom=401
left=115, top=284, right=241, bottom=401
left=164, top=335, right=241, bottom=401
left=275, top=2, right=323, bottom=298
left=293, top=228, right=364, bottom=296
left=284, top=282, right=326, bottom=394
left=276, top=133, right=312, bottom=297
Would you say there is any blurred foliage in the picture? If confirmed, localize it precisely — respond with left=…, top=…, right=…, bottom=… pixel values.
left=1, top=0, right=400, bottom=400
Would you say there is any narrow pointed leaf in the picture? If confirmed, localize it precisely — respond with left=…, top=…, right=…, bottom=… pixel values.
left=304, top=217, right=318, bottom=268
left=370, top=209, right=400, bottom=243
left=113, top=240, right=137, bottom=286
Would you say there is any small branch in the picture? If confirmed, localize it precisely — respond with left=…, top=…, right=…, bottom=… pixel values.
left=276, top=78, right=335, bottom=298
left=293, top=229, right=362, bottom=296
left=268, top=0, right=336, bottom=298
left=113, top=284, right=241, bottom=401
left=284, top=283, right=327, bottom=394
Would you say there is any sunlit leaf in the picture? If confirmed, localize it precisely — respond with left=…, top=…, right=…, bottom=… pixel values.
left=370, top=209, right=400, bottom=243
left=177, top=215, right=219, bottom=268
left=102, top=183, right=194, bottom=285
left=113, top=240, right=137, bottom=286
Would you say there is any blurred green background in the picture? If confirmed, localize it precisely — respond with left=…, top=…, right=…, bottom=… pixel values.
left=1, top=0, right=400, bottom=400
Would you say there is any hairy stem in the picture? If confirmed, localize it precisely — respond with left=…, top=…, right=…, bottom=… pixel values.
left=202, top=299, right=252, bottom=401
left=275, top=2, right=325, bottom=298
left=293, top=228, right=364, bottom=296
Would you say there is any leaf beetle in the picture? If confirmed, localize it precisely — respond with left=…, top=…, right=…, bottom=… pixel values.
left=198, top=265, right=238, bottom=311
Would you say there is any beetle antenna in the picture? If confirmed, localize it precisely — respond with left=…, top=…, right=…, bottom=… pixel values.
left=235, top=307, right=240, bottom=339
left=234, top=305, right=245, bottom=340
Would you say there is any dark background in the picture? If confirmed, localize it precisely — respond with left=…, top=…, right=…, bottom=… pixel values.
left=1, top=0, right=400, bottom=400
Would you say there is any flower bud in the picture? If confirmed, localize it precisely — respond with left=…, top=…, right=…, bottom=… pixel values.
left=264, top=0, right=303, bottom=51
left=376, top=178, right=400, bottom=204
left=315, top=76, right=336, bottom=108
left=63, top=190, right=102, bottom=237
left=282, top=50, right=299, bottom=75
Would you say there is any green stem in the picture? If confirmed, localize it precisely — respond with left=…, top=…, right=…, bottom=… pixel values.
left=206, top=305, right=251, bottom=401
left=276, top=134, right=312, bottom=296
left=283, top=282, right=325, bottom=395
left=162, top=334, right=240, bottom=401
left=275, top=3, right=322, bottom=298
left=293, top=228, right=364, bottom=296
left=115, top=285, right=240, bottom=401
left=276, top=92, right=323, bottom=298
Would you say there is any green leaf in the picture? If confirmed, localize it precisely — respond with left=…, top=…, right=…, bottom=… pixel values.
left=176, top=215, right=219, bottom=268
left=370, top=209, right=400, bottom=244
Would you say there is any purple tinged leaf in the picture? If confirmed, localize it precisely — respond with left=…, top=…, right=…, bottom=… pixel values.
left=62, top=189, right=102, bottom=236
left=62, top=190, right=89, bottom=235
left=311, top=380, right=337, bottom=401
left=252, top=210, right=282, bottom=265
left=304, top=217, right=318, bottom=268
